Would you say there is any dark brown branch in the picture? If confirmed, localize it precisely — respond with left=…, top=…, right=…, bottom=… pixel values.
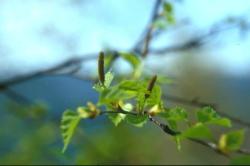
left=148, top=115, right=180, bottom=135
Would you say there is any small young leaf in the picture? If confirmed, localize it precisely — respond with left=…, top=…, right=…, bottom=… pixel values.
left=197, top=107, right=219, bottom=122
left=118, top=80, right=144, bottom=91
left=126, top=114, right=148, bottom=127
left=104, top=71, right=114, bottom=88
left=219, top=129, right=245, bottom=153
left=93, top=83, right=104, bottom=92
left=61, top=110, right=81, bottom=153
left=207, top=118, right=231, bottom=127
left=77, top=107, right=90, bottom=118
left=152, top=19, right=168, bottom=29
left=108, top=102, right=133, bottom=126
left=197, top=107, right=231, bottom=127
left=108, top=113, right=126, bottom=126
left=119, top=52, right=141, bottom=70
left=160, top=107, right=187, bottom=130
left=163, top=2, right=173, bottom=13
left=136, top=91, right=146, bottom=113
left=148, top=105, right=162, bottom=116
left=146, top=85, right=162, bottom=107
left=230, top=155, right=250, bottom=165
left=99, top=85, right=137, bottom=105
left=181, top=123, right=213, bottom=140
left=174, top=136, right=182, bottom=151
left=164, top=107, right=188, bottom=121
left=162, top=2, right=175, bottom=24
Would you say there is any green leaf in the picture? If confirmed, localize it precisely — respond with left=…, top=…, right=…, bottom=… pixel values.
left=197, top=107, right=231, bottom=127
left=160, top=107, right=187, bottom=130
left=230, top=155, right=250, bottom=165
left=119, top=52, right=141, bottom=70
left=118, top=80, right=144, bottom=91
left=136, top=91, right=146, bottom=113
left=126, top=114, right=148, bottom=127
left=162, top=2, right=175, bottom=24
left=108, top=113, right=126, bottom=126
left=104, top=71, right=114, bottom=88
left=164, top=107, right=187, bottom=121
left=163, top=2, right=173, bottom=13
left=152, top=19, right=168, bottom=30
left=93, top=72, right=113, bottom=92
left=93, top=82, right=104, bottom=92
left=146, top=85, right=162, bottom=107
left=175, top=136, right=182, bottom=151
left=61, top=110, right=81, bottom=153
left=197, top=107, right=219, bottom=122
left=207, top=118, right=231, bottom=127
left=219, top=130, right=245, bottom=153
left=156, top=75, right=173, bottom=84
left=181, top=123, right=213, bottom=140
left=108, top=103, right=133, bottom=126
left=165, top=14, right=175, bottom=24
left=104, top=52, right=117, bottom=71
left=99, top=86, right=137, bottom=105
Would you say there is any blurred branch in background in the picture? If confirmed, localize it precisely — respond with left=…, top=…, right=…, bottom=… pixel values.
left=133, top=0, right=162, bottom=57
left=1, top=14, right=249, bottom=88
left=150, top=14, right=250, bottom=55
left=0, top=86, right=32, bottom=104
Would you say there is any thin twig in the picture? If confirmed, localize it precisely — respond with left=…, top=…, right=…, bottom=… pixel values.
left=134, top=0, right=162, bottom=57
left=0, top=53, right=97, bottom=87
left=188, top=138, right=230, bottom=158
left=149, top=19, right=250, bottom=55
left=0, top=86, right=32, bottom=104
left=100, top=110, right=138, bottom=116
left=98, top=108, right=250, bottom=157
left=148, top=115, right=180, bottom=135
left=1, top=18, right=249, bottom=88
left=237, top=148, right=250, bottom=155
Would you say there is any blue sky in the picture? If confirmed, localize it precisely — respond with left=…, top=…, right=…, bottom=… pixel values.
left=0, top=0, right=250, bottom=82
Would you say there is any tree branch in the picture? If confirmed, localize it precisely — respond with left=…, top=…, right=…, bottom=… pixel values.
left=0, top=85, right=33, bottom=104
left=98, top=108, right=250, bottom=157
left=133, top=0, right=162, bottom=57
left=0, top=53, right=97, bottom=87
left=149, top=16, right=250, bottom=55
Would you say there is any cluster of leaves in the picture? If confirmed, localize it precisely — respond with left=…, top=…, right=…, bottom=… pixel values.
left=60, top=52, right=249, bottom=164
left=153, top=1, right=176, bottom=30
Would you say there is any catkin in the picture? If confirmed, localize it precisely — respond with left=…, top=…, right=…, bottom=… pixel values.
left=145, top=75, right=157, bottom=99
left=98, top=52, right=105, bottom=85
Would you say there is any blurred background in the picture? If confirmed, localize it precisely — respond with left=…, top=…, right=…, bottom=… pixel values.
left=0, top=0, right=250, bottom=164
